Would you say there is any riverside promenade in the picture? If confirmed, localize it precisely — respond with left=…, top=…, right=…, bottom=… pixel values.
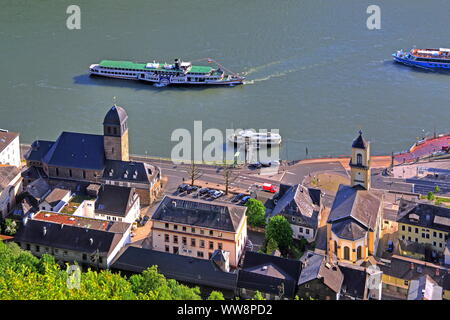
left=394, top=133, right=450, bottom=164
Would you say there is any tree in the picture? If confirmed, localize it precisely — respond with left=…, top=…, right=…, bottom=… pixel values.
left=186, top=160, right=203, bottom=186
left=265, top=237, right=279, bottom=255
left=252, top=291, right=265, bottom=300
left=207, top=291, right=225, bottom=300
left=434, top=186, right=441, bottom=193
left=245, top=199, right=266, bottom=228
left=265, top=215, right=293, bottom=252
left=222, top=166, right=238, bottom=195
left=427, top=191, right=435, bottom=201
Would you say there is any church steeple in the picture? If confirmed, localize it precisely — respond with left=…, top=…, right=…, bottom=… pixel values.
left=103, top=105, right=129, bottom=161
left=349, top=130, right=371, bottom=189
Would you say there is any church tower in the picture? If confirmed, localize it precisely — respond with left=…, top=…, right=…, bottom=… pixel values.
left=349, top=130, right=370, bottom=190
left=103, top=105, right=129, bottom=161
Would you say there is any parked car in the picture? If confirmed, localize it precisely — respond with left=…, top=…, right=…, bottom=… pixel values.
left=240, top=196, right=251, bottom=205
left=140, top=216, right=150, bottom=227
left=387, top=240, right=394, bottom=253
left=198, top=188, right=210, bottom=195
left=259, top=161, right=272, bottom=167
left=248, top=162, right=262, bottom=169
left=177, top=184, right=189, bottom=193
left=231, top=193, right=246, bottom=202
left=212, top=190, right=224, bottom=199
left=262, top=183, right=277, bottom=193
left=186, top=185, right=199, bottom=193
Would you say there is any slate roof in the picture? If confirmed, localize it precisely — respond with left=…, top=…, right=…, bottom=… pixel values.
left=339, top=263, right=367, bottom=299
left=352, top=131, right=367, bottom=149
left=407, top=275, right=442, bottom=300
left=95, top=185, right=136, bottom=217
left=0, top=165, right=20, bottom=192
left=298, top=251, right=343, bottom=293
left=42, top=188, right=71, bottom=207
left=42, top=132, right=105, bottom=170
left=103, top=105, right=128, bottom=126
left=378, top=255, right=449, bottom=287
left=24, top=140, right=54, bottom=162
left=0, top=130, right=19, bottom=153
left=14, top=219, right=123, bottom=255
left=331, top=219, right=367, bottom=240
left=103, top=160, right=158, bottom=184
left=237, top=251, right=302, bottom=299
left=396, top=199, right=450, bottom=233
left=111, top=246, right=238, bottom=291
left=328, top=184, right=382, bottom=239
left=271, top=184, right=320, bottom=229
left=152, top=196, right=246, bottom=232
left=26, top=178, right=51, bottom=201
left=443, top=274, right=450, bottom=291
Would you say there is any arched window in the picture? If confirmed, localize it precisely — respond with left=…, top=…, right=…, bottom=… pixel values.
left=344, top=246, right=350, bottom=260
left=334, top=241, right=338, bottom=256
left=357, top=153, right=363, bottom=166
left=357, top=246, right=362, bottom=260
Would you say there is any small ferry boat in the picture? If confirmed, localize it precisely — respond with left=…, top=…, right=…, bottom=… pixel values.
left=392, top=48, right=450, bottom=70
left=89, top=58, right=245, bottom=86
left=228, top=130, right=282, bottom=145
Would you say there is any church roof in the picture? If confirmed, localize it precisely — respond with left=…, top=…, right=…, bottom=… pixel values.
left=328, top=184, right=382, bottom=233
left=103, top=105, right=128, bottom=126
left=352, top=131, right=368, bottom=149
left=42, top=132, right=105, bottom=170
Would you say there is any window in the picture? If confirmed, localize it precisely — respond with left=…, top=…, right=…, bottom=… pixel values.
left=415, top=228, right=418, bottom=234
left=165, top=245, right=170, bottom=252
left=182, top=237, right=187, bottom=245
left=83, top=171, right=86, bottom=179
left=173, top=225, right=178, bottom=230
left=433, top=231, right=437, bottom=237
left=402, top=225, right=405, bottom=231
left=182, top=226, right=187, bottom=232
left=82, top=254, right=87, bottom=261
left=356, top=246, right=362, bottom=260
left=165, top=223, right=169, bottom=229
left=191, top=228, right=196, bottom=233
left=408, top=226, right=412, bottom=232
left=173, top=235, right=178, bottom=244
left=357, top=153, right=362, bottom=165
left=164, top=234, right=169, bottom=242
left=209, top=230, right=213, bottom=236
left=197, top=251, right=204, bottom=258
left=305, top=229, right=310, bottom=235
left=36, top=245, right=40, bottom=252
left=209, top=241, right=214, bottom=250
left=200, top=240, right=205, bottom=248
left=334, top=241, right=338, bottom=255
left=218, top=243, right=223, bottom=250
left=299, top=227, right=304, bottom=233
left=200, top=229, right=204, bottom=235
left=344, top=246, right=350, bottom=260
left=191, top=239, right=196, bottom=247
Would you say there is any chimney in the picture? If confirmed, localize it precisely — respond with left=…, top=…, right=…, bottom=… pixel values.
left=43, top=226, right=47, bottom=236
left=89, top=238, right=94, bottom=245
left=410, top=262, right=415, bottom=270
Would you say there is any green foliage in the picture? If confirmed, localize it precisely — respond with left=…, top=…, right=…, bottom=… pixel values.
left=252, top=291, right=265, bottom=300
left=207, top=291, right=225, bottom=300
left=434, top=186, right=441, bottom=193
left=427, top=191, right=435, bottom=201
left=245, top=199, right=267, bottom=228
left=0, top=241, right=208, bottom=300
left=1, top=219, right=17, bottom=236
left=265, top=215, right=293, bottom=252
left=265, top=237, right=279, bottom=255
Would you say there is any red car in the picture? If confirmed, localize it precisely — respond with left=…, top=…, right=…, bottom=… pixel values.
left=262, top=183, right=277, bottom=193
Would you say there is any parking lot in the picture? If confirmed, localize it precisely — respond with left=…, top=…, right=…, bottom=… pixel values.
left=173, top=183, right=253, bottom=205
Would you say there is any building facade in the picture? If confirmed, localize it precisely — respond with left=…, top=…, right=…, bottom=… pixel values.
left=0, top=166, right=22, bottom=219
left=151, top=196, right=247, bottom=268
left=0, top=130, right=20, bottom=167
